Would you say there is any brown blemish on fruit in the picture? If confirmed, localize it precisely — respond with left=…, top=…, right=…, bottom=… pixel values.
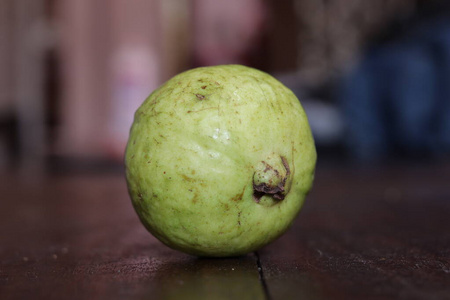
left=201, top=85, right=207, bottom=89
left=181, top=174, right=195, bottom=182
left=187, top=106, right=219, bottom=113
left=196, top=94, right=205, bottom=100
left=238, top=211, right=241, bottom=226
left=231, top=186, right=246, bottom=202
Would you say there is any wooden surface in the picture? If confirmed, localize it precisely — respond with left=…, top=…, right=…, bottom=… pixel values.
left=1, top=163, right=450, bottom=299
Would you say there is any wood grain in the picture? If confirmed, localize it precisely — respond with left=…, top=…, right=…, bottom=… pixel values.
left=259, top=164, right=450, bottom=300
left=0, top=174, right=264, bottom=300
left=1, top=162, right=449, bottom=299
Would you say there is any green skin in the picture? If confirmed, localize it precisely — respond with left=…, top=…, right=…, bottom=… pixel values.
left=125, top=65, right=316, bottom=257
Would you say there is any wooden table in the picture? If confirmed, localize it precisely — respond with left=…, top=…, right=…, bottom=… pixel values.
left=1, top=162, right=450, bottom=299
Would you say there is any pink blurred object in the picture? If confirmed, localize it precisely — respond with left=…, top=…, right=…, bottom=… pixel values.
left=107, top=44, right=160, bottom=159
left=56, top=0, right=162, bottom=160
left=193, top=0, right=267, bottom=66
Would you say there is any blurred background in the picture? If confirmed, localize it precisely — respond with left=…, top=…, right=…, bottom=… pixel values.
left=1, top=0, right=450, bottom=174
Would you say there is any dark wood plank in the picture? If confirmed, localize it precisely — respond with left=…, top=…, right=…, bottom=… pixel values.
left=0, top=174, right=265, bottom=300
left=258, top=163, right=450, bottom=300
left=2, top=163, right=450, bottom=300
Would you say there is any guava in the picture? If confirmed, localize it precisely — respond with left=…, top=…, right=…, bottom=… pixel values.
left=125, top=65, right=316, bottom=257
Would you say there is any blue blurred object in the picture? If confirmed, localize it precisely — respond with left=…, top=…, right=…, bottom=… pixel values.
left=339, top=16, right=450, bottom=162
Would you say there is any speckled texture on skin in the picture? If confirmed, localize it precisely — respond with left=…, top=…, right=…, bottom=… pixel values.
left=125, top=65, right=316, bottom=257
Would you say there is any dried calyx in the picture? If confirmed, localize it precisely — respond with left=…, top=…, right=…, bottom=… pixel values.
left=253, top=155, right=291, bottom=204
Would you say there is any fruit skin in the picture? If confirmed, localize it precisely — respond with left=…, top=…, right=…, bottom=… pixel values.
left=125, top=65, right=316, bottom=257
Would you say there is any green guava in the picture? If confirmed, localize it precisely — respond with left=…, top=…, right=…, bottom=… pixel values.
left=125, top=65, right=316, bottom=257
